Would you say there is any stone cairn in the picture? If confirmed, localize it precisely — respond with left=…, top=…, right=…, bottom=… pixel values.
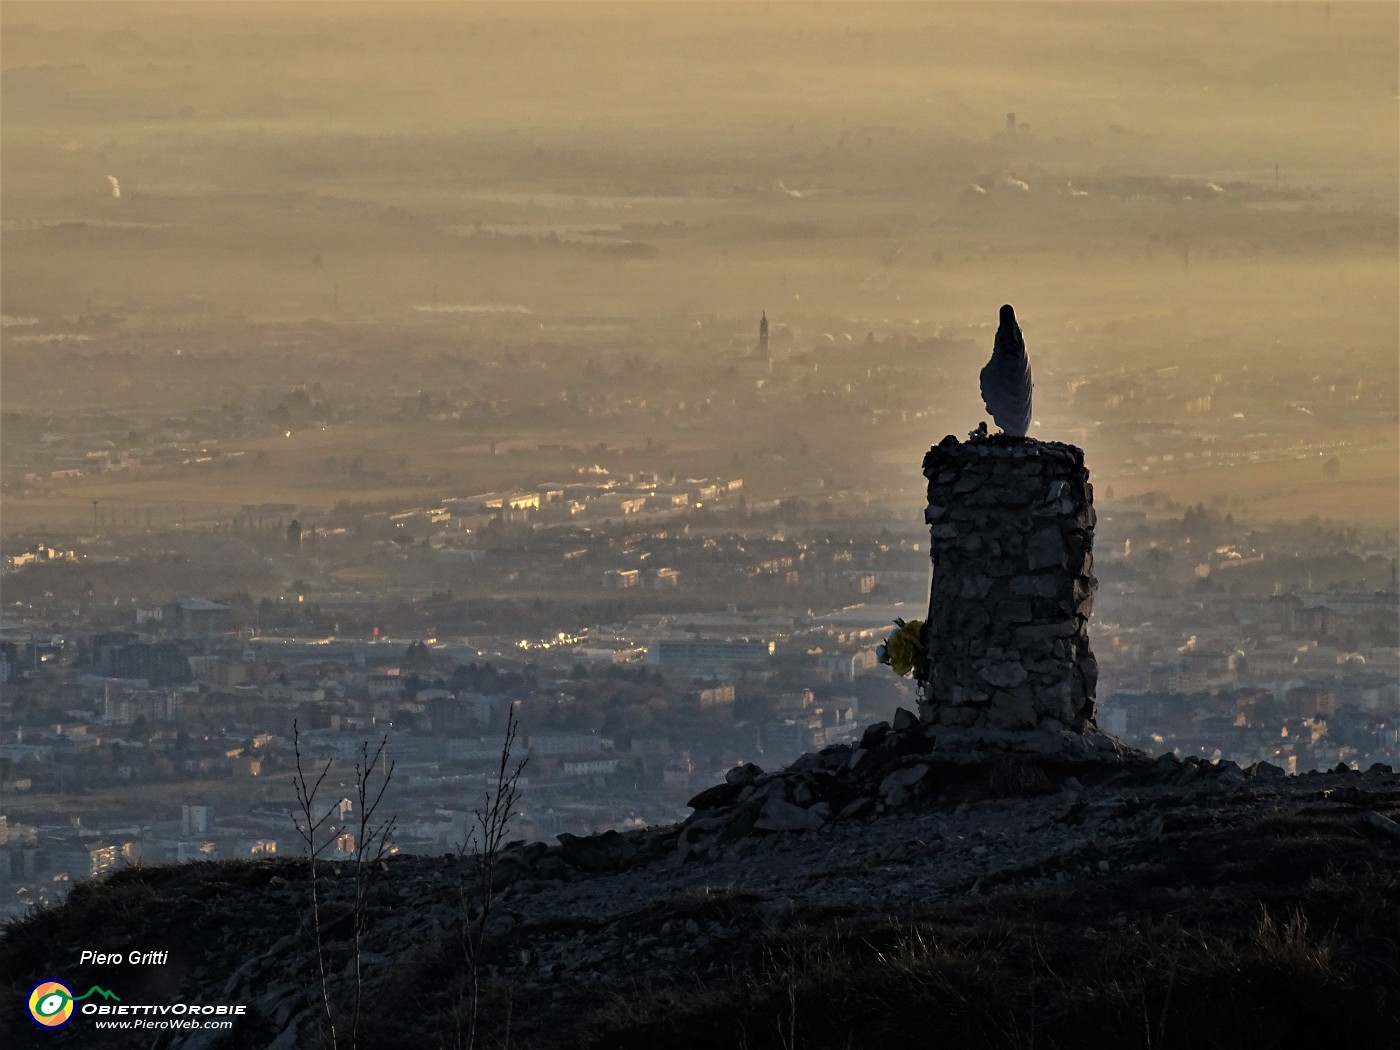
left=662, top=433, right=1141, bottom=856
left=921, top=433, right=1098, bottom=733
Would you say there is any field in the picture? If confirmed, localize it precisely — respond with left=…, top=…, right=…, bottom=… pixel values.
left=1107, top=443, right=1400, bottom=526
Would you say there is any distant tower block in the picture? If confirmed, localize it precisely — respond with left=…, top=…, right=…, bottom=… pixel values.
left=287, top=519, right=303, bottom=552
left=1005, top=112, right=1017, bottom=137
left=181, top=804, right=210, bottom=836
left=758, top=310, right=770, bottom=360
left=922, top=437, right=1098, bottom=732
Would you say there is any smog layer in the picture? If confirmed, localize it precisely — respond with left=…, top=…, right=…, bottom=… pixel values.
left=3, top=2, right=1396, bottom=532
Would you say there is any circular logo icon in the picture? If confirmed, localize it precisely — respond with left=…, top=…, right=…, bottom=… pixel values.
left=28, top=980, right=75, bottom=1029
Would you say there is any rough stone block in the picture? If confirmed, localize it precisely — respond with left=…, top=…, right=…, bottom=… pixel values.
left=1014, top=620, right=1078, bottom=644
left=878, top=763, right=930, bottom=799
left=755, top=798, right=826, bottom=832
left=858, top=721, right=891, bottom=749
left=984, top=690, right=1037, bottom=729
left=958, top=575, right=994, bottom=599
left=687, top=782, right=743, bottom=811
left=960, top=607, right=991, bottom=636
left=1010, top=574, right=1058, bottom=597
left=725, top=762, right=764, bottom=785
left=892, top=707, right=920, bottom=732
left=1077, top=653, right=1099, bottom=695
left=1026, top=525, right=1066, bottom=570
left=934, top=706, right=981, bottom=728
left=1033, top=679, right=1072, bottom=713
left=980, top=661, right=1029, bottom=689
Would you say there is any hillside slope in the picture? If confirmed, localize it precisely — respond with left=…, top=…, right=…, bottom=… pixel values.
left=3, top=752, right=1399, bottom=1049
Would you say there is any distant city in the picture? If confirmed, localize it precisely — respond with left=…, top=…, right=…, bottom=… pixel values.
left=2, top=410, right=1396, bottom=917
left=2, top=0, right=1395, bottom=932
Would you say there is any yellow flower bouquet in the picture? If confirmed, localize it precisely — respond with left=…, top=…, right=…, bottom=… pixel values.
left=877, top=618, right=927, bottom=681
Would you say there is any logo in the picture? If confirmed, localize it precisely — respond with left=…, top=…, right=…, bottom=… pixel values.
left=27, top=981, right=120, bottom=1030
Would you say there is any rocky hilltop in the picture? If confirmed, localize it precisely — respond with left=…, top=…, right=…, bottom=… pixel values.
left=3, top=735, right=1399, bottom=1049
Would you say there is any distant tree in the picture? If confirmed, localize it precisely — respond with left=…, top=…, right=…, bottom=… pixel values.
left=451, top=661, right=501, bottom=695
left=402, top=641, right=431, bottom=671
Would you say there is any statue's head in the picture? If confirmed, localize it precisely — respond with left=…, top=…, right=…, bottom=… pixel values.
left=999, top=303, right=1017, bottom=327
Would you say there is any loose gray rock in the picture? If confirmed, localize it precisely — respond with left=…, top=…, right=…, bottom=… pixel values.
left=755, top=798, right=827, bottom=832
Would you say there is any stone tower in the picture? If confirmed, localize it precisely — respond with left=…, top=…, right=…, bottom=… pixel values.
left=758, top=310, right=769, bottom=363
left=921, top=435, right=1098, bottom=733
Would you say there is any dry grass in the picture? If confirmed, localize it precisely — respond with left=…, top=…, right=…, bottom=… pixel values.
left=3, top=800, right=1399, bottom=1050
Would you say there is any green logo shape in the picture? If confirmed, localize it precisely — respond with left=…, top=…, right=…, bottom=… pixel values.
left=36, top=985, right=121, bottom=1016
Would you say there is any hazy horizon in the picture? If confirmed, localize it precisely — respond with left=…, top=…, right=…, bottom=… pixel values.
left=4, top=2, right=1397, bottom=534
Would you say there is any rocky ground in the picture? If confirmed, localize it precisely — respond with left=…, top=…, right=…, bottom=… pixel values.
left=4, top=722, right=1399, bottom=1049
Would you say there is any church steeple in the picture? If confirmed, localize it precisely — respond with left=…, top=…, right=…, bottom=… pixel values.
left=758, top=310, right=769, bottom=359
